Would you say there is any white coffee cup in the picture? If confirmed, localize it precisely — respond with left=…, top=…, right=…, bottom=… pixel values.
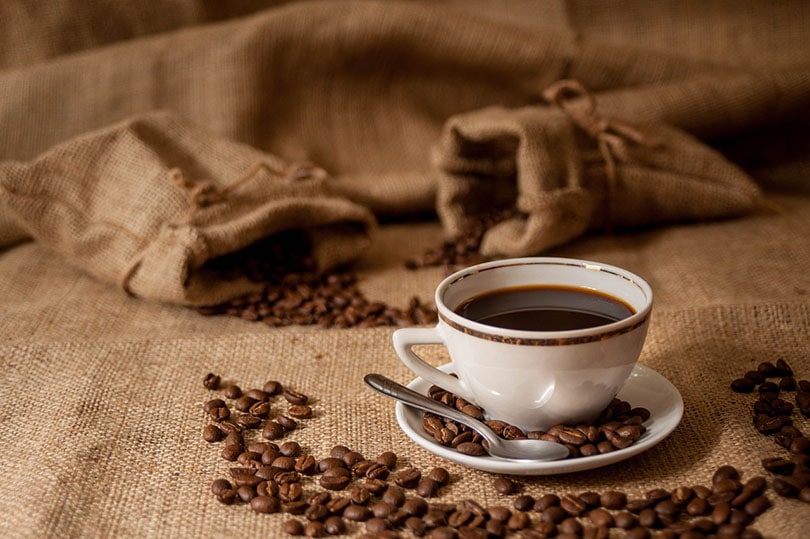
left=393, top=257, right=653, bottom=432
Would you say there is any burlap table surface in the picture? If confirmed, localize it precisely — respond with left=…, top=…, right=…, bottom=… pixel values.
left=1, top=194, right=809, bottom=537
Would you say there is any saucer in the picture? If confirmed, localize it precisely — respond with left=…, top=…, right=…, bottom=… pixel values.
left=395, top=364, right=683, bottom=475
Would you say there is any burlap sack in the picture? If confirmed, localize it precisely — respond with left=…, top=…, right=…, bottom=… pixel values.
left=0, top=111, right=376, bottom=306
left=434, top=80, right=763, bottom=257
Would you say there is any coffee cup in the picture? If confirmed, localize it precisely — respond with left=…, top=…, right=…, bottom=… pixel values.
left=393, top=257, right=653, bottom=432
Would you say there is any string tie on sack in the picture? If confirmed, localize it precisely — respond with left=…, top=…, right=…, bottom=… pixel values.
left=543, top=79, right=660, bottom=227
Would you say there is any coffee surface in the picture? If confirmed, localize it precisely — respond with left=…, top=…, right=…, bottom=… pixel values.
left=454, top=285, right=634, bottom=331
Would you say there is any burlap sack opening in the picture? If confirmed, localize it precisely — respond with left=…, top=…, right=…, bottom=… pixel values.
left=434, top=80, right=763, bottom=258
left=0, top=111, right=376, bottom=306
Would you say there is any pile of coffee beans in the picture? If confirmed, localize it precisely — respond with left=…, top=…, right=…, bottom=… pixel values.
left=422, top=384, right=650, bottom=459
left=203, top=372, right=776, bottom=537
left=196, top=231, right=437, bottom=328
left=730, top=358, right=810, bottom=504
left=405, top=208, right=518, bottom=271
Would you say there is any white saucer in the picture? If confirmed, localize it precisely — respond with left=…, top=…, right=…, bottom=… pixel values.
left=395, top=364, right=683, bottom=475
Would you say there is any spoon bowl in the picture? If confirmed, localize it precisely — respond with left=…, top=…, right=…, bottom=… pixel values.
left=364, top=374, right=569, bottom=462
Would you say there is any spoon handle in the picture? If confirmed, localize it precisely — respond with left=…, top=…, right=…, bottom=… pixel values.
left=363, top=373, right=497, bottom=446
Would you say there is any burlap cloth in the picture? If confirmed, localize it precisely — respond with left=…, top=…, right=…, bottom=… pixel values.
left=2, top=1, right=810, bottom=537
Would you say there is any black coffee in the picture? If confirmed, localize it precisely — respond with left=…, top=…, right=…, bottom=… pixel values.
left=454, top=285, right=634, bottom=331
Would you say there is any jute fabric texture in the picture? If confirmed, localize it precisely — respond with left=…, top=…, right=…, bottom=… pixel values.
left=1, top=1, right=810, bottom=537
left=1, top=195, right=810, bottom=537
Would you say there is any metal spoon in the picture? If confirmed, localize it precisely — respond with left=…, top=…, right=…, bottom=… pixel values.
left=364, top=373, right=569, bottom=461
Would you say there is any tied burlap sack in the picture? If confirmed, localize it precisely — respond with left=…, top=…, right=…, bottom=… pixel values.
left=434, top=80, right=764, bottom=257
left=0, top=111, right=376, bottom=306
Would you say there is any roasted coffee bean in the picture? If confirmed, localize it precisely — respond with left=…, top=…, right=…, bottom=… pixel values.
left=237, top=451, right=262, bottom=467
left=772, top=477, right=803, bottom=497
left=513, top=494, right=534, bottom=512
left=204, top=398, right=227, bottom=413
left=223, top=384, right=242, bottom=399
left=624, top=527, right=650, bottom=539
left=405, top=516, right=427, bottom=536
left=304, top=521, right=325, bottom=537
left=382, top=486, right=406, bottom=507
left=364, top=517, right=388, bottom=534
left=283, top=500, right=309, bottom=515
left=278, top=441, right=301, bottom=457
left=272, top=456, right=296, bottom=471
left=263, top=380, right=283, bottom=395
left=614, top=511, right=637, bottom=529
left=455, top=442, right=486, bottom=456
left=223, top=431, right=244, bottom=448
left=319, top=474, right=351, bottom=491
left=506, top=510, right=531, bottom=530
left=234, top=395, right=257, bottom=412
left=534, top=493, right=560, bottom=511
left=416, top=478, right=440, bottom=498
left=283, top=518, right=304, bottom=536
left=625, top=499, right=652, bottom=513
left=775, top=358, right=793, bottom=376
left=559, top=517, right=583, bottom=534
left=386, top=509, right=411, bottom=528
left=288, top=404, right=313, bottom=419
left=364, top=462, right=390, bottom=480
left=364, top=478, right=388, bottom=495
left=202, top=424, right=223, bottom=442
left=326, top=496, right=351, bottom=515
left=209, top=406, right=230, bottom=422
left=294, top=455, right=317, bottom=475
left=211, top=478, right=232, bottom=496
left=305, top=503, right=329, bottom=521
left=395, top=468, right=422, bottom=488
left=236, top=414, right=262, bottom=429
left=598, top=490, right=626, bottom=510
left=216, top=488, right=237, bottom=505
left=257, top=480, right=278, bottom=497
left=560, top=494, right=587, bottom=516
left=280, top=482, right=304, bottom=502
left=203, top=373, right=221, bottom=390
left=319, top=457, right=346, bottom=472
left=686, top=497, right=710, bottom=516
left=539, top=506, right=568, bottom=524
left=762, top=456, right=794, bottom=475
left=341, top=450, right=365, bottom=467
left=588, top=507, right=614, bottom=528
left=262, top=421, right=287, bottom=440
left=248, top=401, right=270, bottom=418
left=731, top=378, right=756, bottom=393
left=344, top=504, right=372, bottom=521
left=283, top=389, right=309, bottom=405
left=371, top=502, right=397, bottom=519
left=236, top=485, right=256, bottom=502
left=261, top=448, right=282, bottom=466
left=578, top=491, right=601, bottom=508
left=374, top=451, right=397, bottom=469
left=493, top=477, right=516, bottom=495
left=276, top=415, right=298, bottom=430
left=402, top=497, right=429, bottom=517
left=221, top=444, right=242, bottom=462
left=250, top=495, right=280, bottom=514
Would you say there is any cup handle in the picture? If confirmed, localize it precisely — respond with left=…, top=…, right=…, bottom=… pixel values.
left=392, top=326, right=473, bottom=402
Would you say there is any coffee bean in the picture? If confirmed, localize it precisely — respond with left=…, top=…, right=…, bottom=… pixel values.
left=382, top=486, right=406, bottom=507
left=456, top=442, right=486, bottom=456
left=588, top=507, right=614, bottom=528
left=276, top=415, right=298, bottom=430
left=288, top=404, right=313, bottom=419
left=405, top=516, right=427, bottom=536
left=221, top=444, right=242, bottom=462
left=416, top=478, right=440, bottom=498
left=762, top=456, right=794, bottom=475
left=559, top=517, right=582, bottom=534
left=250, top=495, right=280, bottom=514
left=395, top=468, right=422, bottom=489
left=262, top=380, right=283, bottom=395
left=326, top=496, right=351, bottom=515
left=319, top=474, right=351, bottom=491
left=344, top=504, right=372, bottom=521
left=202, top=424, right=223, bottom=442
left=204, top=398, right=227, bottom=413
left=506, top=510, right=531, bottom=530
left=262, top=421, right=286, bottom=440
left=731, top=377, right=755, bottom=393
left=211, top=478, right=232, bottom=496
left=223, top=384, right=242, bottom=399
left=364, top=478, right=388, bottom=495
left=305, top=503, right=329, bottom=521
left=560, top=494, right=587, bottom=516
left=209, top=406, right=230, bottom=422
left=216, top=488, right=237, bottom=505
left=203, top=373, right=221, bottom=390
left=283, top=518, right=304, bottom=535
left=304, top=521, right=325, bottom=537
left=493, top=477, right=516, bottom=495
left=402, top=497, right=429, bottom=517
left=294, top=455, right=317, bottom=475
left=284, top=389, right=309, bottom=405
left=364, top=517, right=387, bottom=534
